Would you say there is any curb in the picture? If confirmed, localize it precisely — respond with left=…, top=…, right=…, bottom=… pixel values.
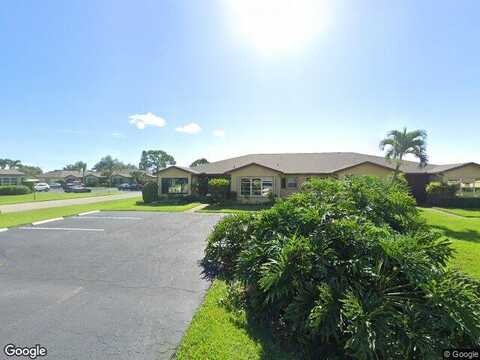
left=32, top=217, right=64, bottom=226
left=0, top=228, right=8, bottom=232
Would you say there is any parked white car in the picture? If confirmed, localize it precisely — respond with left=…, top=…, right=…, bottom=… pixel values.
left=34, top=182, right=50, bottom=192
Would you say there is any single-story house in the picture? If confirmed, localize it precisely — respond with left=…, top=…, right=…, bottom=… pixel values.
left=0, top=169, right=25, bottom=186
left=111, top=171, right=155, bottom=186
left=156, top=152, right=480, bottom=203
left=41, top=170, right=102, bottom=184
left=41, top=170, right=155, bottom=186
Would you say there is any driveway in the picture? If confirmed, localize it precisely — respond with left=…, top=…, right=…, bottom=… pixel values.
left=0, top=191, right=141, bottom=213
left=0, top=211, right=222, bottom=359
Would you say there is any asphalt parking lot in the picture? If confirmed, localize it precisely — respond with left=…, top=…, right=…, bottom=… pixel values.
left=0, top=211, right=222, bottom=360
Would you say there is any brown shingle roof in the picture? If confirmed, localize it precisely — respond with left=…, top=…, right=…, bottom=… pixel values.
left=0, top=169, right=25, bottom=176
left=189, top=152, right=475, bottom=175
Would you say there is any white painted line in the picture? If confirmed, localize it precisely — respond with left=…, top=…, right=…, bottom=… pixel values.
left=78, top=210, right=100, bottom=216
left=73, top=216, right=142, bottom=220
left=19, top=227, right=104, bottom=232
left=0, top=228, right=8, bottom=233
left=32, top=217, right=64, bottom=226
left=56, top=286, right=83, bottom=304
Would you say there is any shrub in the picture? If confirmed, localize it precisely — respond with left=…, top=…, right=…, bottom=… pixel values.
left=0, top=185, right=31, bottom=195
left=203, top=176, right=480, bottom=359
left=142, top=181, right=159, bottom=203
left=208, top=178, right=230, bottom=202
left=426, top=181, right=458, bottom=206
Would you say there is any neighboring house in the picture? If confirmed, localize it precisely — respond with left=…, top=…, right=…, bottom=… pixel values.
left=41, top=170, right=102, bottom=184
left=156, top=152, right=480, bottom=203
left=42, top=170, right=153, bottom=186
left=111, top=171, right=155, bottom=186
left=0, top=169, right=25, bottom=186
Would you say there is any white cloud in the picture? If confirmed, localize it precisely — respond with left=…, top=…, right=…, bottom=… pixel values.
left=111, top=132, right=125, bottom=139
left=212, top=129, right=225, bottom=137
left=129, top=112, right=166, bottom=129
left=175, top=122, right=202, bottom=134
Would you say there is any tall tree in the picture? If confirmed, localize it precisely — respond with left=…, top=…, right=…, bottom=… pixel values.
left=0, top=159, right=8, bottom=169
left=139, top=150, right=175, bottom=182
left=129, top=170, right=146, bottom=184
left=380, top=127, right=428, bottom=178
left=93, top=156, right=121, bottom=187
left=7, top=160, right=22, bottom=169
left=139, top=151, right=148, bottom=171
left=17, top=164, right=43, bottom=177
left=190, top=158, right=209, bottom=167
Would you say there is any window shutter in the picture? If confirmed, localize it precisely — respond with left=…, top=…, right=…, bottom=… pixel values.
left=281, top=177, right=286, bottom=189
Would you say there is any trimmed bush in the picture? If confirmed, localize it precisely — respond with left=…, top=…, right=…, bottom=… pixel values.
left=0, top=185, right=31, bottom=195
left=203, top=176, right=480, bottom=359
left=426, top=181, right=458, bottom=205
left=142, top=182, right=159, bottom=204
left=208, top=178, right=230, bottom=202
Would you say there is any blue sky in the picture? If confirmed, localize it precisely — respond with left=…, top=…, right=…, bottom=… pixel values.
left=1, top=0, right=479, bottom=171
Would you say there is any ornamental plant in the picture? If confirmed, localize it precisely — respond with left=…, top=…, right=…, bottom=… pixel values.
left=203, top=176, right=480, bottom=359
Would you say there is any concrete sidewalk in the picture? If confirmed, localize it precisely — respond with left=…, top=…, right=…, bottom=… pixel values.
left=0, top=191, right=141, bottom=213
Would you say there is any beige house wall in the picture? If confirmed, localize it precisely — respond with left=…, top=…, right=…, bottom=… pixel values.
left=229, top=164, right=282, bottom=203
left=334, top=163, right=393, bottom=179
left=157, top=167, right=193, bottom=195
left=438, top=164, right=480, bottom=182
left=279, top=174, right=329, bottom=197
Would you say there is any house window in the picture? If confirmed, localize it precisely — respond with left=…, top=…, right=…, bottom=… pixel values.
left=287, top=177, right=298, bottom=188
left=240, top=177, right=274, bottom=197
left=241, top=178, right=251, bottom=196
left=161, top=177, right=188, bottom=194
left=281, top=177, right=286, bottom=189
left=0, top=177, right=17, bottom=185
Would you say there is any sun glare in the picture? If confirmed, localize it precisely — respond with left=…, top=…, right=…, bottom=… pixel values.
left=227, top=0, right=330, bottom=54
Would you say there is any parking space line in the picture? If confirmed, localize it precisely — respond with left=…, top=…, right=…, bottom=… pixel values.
left=32, top=217, right=64, bottom=225
left=73, top=216, right=142, bottom=220
left=18, top=227, right=104, bottom=232
left=78, top=210, right=100, bottom=216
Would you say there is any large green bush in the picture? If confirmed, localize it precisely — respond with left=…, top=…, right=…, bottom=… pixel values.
left=208, top=178, right=230, bottom=201
left=203, top=176, right=480, bottom=359
left=141, top=181, right=159, bottom=203
left=0, top=185, right=31, bottom=195
left=426, top=181, right=458, bottom=206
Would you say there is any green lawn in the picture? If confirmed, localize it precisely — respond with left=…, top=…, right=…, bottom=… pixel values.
left=420, top=208, right=480, bottom=278
left=0, top=189, right=121, bottom=205
left=199, top=203, right=273, bottom=214
left=0, top=197, right=200, bottom=228
left=175, top=281, right=295, bottom=360
left=433, top=207, right=480, bottom=218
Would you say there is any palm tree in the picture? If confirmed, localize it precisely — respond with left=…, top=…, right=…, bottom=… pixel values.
left=8, top=160, right=22, bottom=169
left=0, top=159, right=7, bottom=169
left=379, top=127, right=428, bottom=178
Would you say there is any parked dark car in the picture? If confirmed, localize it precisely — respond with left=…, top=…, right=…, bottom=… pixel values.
left=65, top=184, right=92, bottom=193
left=118, top=183, right=142, bottom=191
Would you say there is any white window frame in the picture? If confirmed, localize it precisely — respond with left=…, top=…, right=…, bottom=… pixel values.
left=286, top=176, right=298, bottom=189
left=239, top=177, right=274, bottom=197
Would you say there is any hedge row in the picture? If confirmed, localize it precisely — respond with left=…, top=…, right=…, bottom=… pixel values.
left=0, top=185, right=31, bottom=195
left=203, top=176, right=480, bottom=359
left=429, top=196, right=480, bottom=209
